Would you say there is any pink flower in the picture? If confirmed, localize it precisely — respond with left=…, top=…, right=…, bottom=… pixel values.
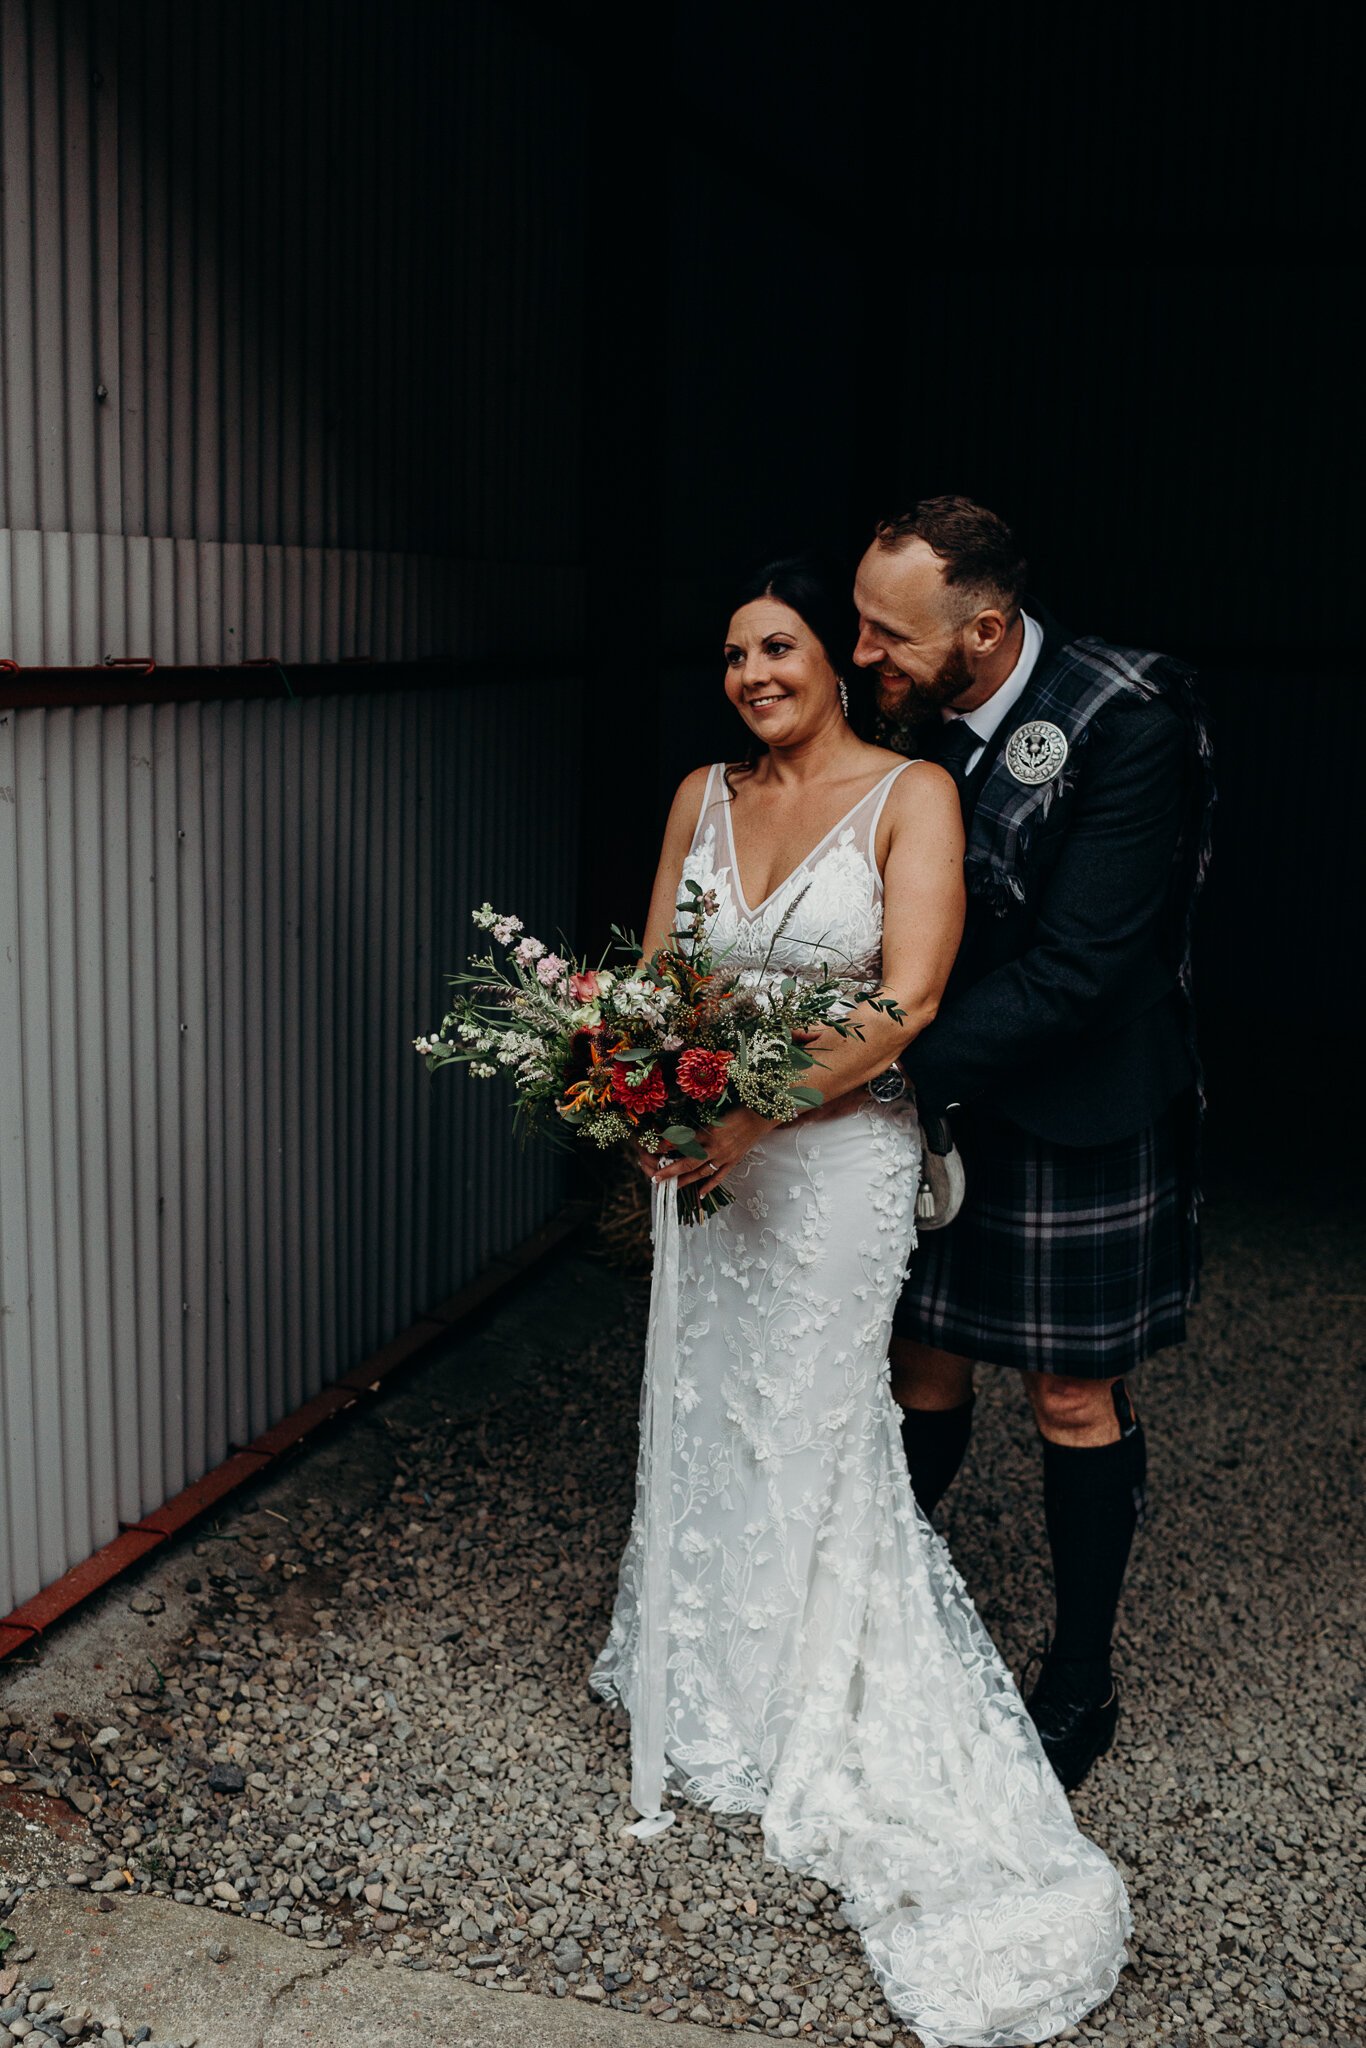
left=514, top=935, right=545, bottom=966
left=536, top=953, right=566, bottom=986
left=569, top=969, right=603, bottom=1004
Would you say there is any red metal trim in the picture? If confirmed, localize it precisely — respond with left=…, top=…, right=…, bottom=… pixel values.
left=0, top=657, right=578, bottom=711
left=0, top=1202, right=588, bottom=1661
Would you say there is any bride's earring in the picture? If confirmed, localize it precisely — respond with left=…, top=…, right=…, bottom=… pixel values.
left=837, top=675, right=850, bottom=718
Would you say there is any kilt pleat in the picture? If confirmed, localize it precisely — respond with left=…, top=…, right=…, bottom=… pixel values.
left=893, top=1098, right=1192, bottom=1376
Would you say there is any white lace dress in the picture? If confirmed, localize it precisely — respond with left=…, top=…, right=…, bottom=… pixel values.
left=592, top=764, right=1131, bottom=2047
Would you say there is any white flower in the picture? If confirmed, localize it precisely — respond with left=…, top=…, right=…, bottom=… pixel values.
left=471, top=902, right=521, bottom=934
left=471, top=1061, right=498, bottom=1078
left=613, top=979, right=672, bottom=1029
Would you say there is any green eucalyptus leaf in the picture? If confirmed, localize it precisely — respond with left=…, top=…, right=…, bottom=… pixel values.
left=660, top=1126, right=708, bottom=1160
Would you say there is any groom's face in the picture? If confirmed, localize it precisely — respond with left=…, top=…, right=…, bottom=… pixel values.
left=852, top=539, right=981, bottom=715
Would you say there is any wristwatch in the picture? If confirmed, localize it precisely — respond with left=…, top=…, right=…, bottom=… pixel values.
left=867, top=1066, right=908, bottom=1104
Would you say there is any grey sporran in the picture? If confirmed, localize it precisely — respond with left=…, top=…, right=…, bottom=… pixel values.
left=867, top=1070, right=966, bottom=1230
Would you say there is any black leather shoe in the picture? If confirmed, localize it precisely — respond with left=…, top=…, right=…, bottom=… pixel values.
left=1026, top=1658, right=1120, bottom=1792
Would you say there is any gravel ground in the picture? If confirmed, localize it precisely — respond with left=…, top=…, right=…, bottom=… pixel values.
left=2, top=1190, right=1363, bottom=2048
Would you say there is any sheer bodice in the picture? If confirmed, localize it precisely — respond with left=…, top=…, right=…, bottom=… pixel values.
left=592, top=761, right=1130, bottom=2045
left=680, top=758, right=907, bottom=980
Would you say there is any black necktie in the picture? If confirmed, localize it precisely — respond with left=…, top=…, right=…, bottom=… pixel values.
left=936, top=718, right=981, bottom=794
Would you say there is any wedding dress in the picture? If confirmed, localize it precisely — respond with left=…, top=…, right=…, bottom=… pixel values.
left=592, top=762, right=1131, bottom=2047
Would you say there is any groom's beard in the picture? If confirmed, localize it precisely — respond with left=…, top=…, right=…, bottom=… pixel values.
left=874, top=639, right=975, bottom=747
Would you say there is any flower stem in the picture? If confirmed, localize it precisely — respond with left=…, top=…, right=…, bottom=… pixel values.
left=677, top=1181, right=735, bottom=1227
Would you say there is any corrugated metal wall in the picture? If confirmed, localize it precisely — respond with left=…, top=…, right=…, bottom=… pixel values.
left=0, top=0, right=585, bottom=663
left=0, top=679, right=580, bottom=1616
left=0, top=533, right=581, bottom=667
left=0, top=0, right=591, bottom=1616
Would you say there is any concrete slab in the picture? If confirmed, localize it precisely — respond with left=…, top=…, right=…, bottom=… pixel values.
left=7, top=1886, right=324, bottom=2042
left=262, top=1957, right=731, bottom=2048
left=9, top=1888, right=729, bottom=2047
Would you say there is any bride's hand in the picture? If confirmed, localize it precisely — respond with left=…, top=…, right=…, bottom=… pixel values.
left=650, top=1107, right=772, bottom=1193
left=633, top=1139, right=659, bottom=1181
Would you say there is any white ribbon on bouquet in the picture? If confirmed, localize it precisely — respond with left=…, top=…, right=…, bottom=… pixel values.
left=622, top=1176, right=681, bottom=1839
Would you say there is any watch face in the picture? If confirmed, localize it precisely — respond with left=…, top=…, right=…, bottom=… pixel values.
left=867, top=1068, right=907, bottom=1103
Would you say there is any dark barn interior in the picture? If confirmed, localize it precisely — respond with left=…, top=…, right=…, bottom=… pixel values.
left=560, top=1, right=1365, bottom=1173
left=6, top=0, right=1359, bottom=1167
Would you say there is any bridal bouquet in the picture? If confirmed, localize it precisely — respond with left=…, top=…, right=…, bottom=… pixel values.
left=416, top=883, right=903, bottom=1223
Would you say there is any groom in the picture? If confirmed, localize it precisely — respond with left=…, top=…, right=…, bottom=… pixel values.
left=853, top=497, right=1212, bottom=1791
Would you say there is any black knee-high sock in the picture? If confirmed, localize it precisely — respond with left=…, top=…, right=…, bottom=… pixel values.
left=901, top=1396, right=975, bottom=1515
left=1042, top=1382, right=1147, bottom=1680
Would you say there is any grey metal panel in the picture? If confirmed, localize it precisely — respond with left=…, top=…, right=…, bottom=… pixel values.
left=0, top=0, right=587, bottom=1610
left=0, top=709, right=38, bottom=1608
left=13, top=708, right=64, bottom=1587
left=0, top=530, right=589, bottom=666
left=0, top=0, right=586, bottom=665
left=0, top=681, right=581, bottom=1614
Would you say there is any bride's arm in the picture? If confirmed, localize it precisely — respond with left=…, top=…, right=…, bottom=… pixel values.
left=628, top=768, right=713, bottom=1180
left=799, top=759, right=966, bottom=1103
left=654, top=763, right=964, bottom=1192
left=639, top=766, right=712, bottom=961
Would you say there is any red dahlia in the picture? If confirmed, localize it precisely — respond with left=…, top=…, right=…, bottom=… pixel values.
left=676, top=1048, right=734, bottom=1102
left=611, top=1059, right=667, bottom=1114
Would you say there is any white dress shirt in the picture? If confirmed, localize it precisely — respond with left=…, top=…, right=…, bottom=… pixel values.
left=942, top=610, right=1044, bottom=777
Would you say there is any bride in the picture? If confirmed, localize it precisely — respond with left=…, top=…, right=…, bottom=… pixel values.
left=591, top=557, right=1130, bottom=2047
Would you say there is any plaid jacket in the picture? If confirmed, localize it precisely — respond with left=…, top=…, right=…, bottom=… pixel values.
left=903, top=617, right=1214, bottom=1149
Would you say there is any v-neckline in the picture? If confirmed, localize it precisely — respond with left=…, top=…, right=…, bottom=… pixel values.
left=722, top=764, right=905, bottom=920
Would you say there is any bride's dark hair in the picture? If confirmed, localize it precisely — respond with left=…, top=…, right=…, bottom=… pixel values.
left=725, top=553, right=873, bottom=790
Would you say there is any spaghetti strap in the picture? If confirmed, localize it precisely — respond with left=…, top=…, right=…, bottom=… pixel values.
left=686, top=762, right=727, bottom=861
left=866, top=757, right=919, bottom=854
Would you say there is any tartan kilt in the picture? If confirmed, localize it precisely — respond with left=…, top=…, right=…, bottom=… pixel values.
left=893, top=1097, right=1194, bottom=1376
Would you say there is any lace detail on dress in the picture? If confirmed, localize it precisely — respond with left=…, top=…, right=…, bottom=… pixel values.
left=678, top=760, right=901, bottom=983
left=592, top=761, right=1131, bottom=2046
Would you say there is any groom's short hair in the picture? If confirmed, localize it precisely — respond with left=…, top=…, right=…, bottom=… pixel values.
left=875, top=496, right=1027, bottom=623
